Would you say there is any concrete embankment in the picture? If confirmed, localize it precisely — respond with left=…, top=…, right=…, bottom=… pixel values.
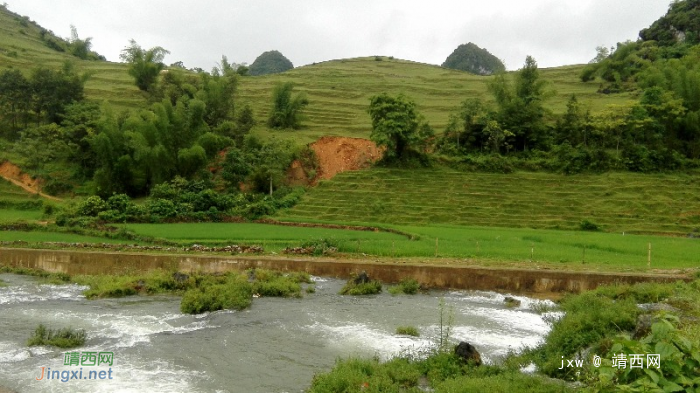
left=0, top=248, right=690, bottom=296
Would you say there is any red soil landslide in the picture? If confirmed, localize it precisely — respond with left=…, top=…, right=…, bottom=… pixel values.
left=0, top=161, right=60, bottom=201
left=310, top=136, right=383, bottom=181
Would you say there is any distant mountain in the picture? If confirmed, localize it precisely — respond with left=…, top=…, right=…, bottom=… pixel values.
left=640, top=0, right=700, bottom=46
left=441, top=43, right=505, bottom=76
left=248, top=50, right=294, bottom=76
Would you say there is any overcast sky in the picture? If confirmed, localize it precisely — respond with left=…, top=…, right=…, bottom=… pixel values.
left=8, top=1, right=672, bottom=71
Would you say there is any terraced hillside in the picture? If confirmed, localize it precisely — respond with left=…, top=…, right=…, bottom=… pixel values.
left=0, top=7, right=145, bottom=112
left=239, top=58, right=638, bottom=143
left=276, top=168, right=700, bottom=235
left=1, top=7, right=638, bottom=144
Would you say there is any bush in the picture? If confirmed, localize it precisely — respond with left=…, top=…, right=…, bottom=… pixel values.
left=339, top=278, right=382, bottom=296
left=388, top=278, right=420, bottom=295
left=27, top=324, right=86, bottom=348
left=76, top=196, right=108, bottom=217
left=180, top=274, right=252, bottom=314
left=530, top=291, right=639, bottom=379
left=579, top=219, right=600, bottom=231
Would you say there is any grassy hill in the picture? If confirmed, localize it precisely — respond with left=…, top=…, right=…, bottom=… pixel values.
left=0, top=6, right=638, bottom=145
left=275, top=167, right=700, bottom=236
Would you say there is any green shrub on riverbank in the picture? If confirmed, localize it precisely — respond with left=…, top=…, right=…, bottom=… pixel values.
left=395, top=326, right=420, bottom=337
left=250, top=269, right=312, bottom=298
left=308, top=354, right=575, bottom=393
left=308, top=280, right=700, bottom=391
left=388, top=278, right=420, bottom=295
left=27, top=324, right=86, bottom=348
left=0, top=265, right=70, bottom=284
left=180, top=273, right=253, bottom=314
left=74, top=269, right=195, bottom=299
left=339, top=277, right=382, bottom=296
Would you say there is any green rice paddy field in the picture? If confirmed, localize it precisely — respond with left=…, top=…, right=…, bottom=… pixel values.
left=118, top=222, right=700, bottom=272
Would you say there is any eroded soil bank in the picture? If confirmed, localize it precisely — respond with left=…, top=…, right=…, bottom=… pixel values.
left=0, top=248, right=690, bottom=298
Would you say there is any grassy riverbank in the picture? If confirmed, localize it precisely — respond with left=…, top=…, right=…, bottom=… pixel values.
left=308, top=279, right=700, bottom=392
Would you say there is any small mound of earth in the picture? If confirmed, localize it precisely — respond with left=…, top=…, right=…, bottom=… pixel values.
left=311, top=136, right=383, bottom=181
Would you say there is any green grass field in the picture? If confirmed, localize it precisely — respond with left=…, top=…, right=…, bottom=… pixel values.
left=0, top=230, right=132, bottom=244
left=275, top=168, right=700, bottom=235
left=120, top=222, right=700, bottom=271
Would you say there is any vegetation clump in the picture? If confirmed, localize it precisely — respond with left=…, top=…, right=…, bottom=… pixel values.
left=395, top=326, right=420, bottom=337
left=268, top=82, right=309, bottom=129
left=73, top=269, right=194, bottom=299
left=27, top=324, right=86, bottom=348
left=339, top=273, right=382, bottom=296
left=388, top=278, right=421, bottom=295
left=180, top=273, right=253, bottom=314
left=250, top=269, right=311, bottom=298
left=310, top=280, right=700, bottom=392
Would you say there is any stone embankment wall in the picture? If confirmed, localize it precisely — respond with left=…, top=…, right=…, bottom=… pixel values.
left=0, top=248, right=688, bottom=296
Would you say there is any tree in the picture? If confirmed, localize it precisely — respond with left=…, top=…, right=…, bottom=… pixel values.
left=367, top=93, right=428, bottom=160
left=120, top=39, right=169, bottom=92
left=267, top=82, right=308, bottom=129
left=488, top=56, right=550, bottom=151
left=30, top=62, right=87, bottom=125
left=0, top=68, right=31, bottom=135
left=442, top=43, right=505, bottom=75
left=68, top=25, right=92, bottom=60
left=484, top=120, right=514, bottom=154
left=248, top=50, right=293, bottom=76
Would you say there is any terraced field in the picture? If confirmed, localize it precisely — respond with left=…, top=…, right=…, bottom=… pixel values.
left=276, top=168, right=700, bottom=235
left=1, top=7, right=637, bottom=144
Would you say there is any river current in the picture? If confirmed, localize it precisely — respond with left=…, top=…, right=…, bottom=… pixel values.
left=0, top=273, right=556, bottom=392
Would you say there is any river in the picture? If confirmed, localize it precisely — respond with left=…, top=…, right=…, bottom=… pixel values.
left=0, top=273, right=556, bottom=392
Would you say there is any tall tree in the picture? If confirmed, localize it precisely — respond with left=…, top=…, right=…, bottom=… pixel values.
left=267, top=82, right=308, bottom=129
left=368, top=93, right=429, bottom=160
left=120, top=39, right=170, bottom=92
left=488, top=56, right=550, bottom=151
left=68, top=25, right=93, bottom=60
left=0, top=69, right=31, bottom=135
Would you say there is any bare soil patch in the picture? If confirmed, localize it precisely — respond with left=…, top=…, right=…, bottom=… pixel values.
left=0, top=161, right=60, bottom=201
left=310, top=136, right=383, bottom=182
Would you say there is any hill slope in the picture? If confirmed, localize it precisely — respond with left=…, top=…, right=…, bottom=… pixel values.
left=276, top=167, right=700, bottom=235
left=1, top=6, right=637, bottom=145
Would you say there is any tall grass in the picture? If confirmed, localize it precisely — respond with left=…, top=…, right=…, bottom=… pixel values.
left=27, top=324, right=86, bottom=348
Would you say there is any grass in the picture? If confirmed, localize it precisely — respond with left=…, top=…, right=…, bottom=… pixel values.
left=388, top=278, right=421, bottom=295
left=308, top=354, right=576, bottom=393
left=118, top=222, right=408, bottom=250
left=180, top=273, right=253, bottom=314
left=0, top=230, right=134, bottom=244
left=0, top=209, right=43, bottom=221
left=27, top=324, right=86, bottom=348
left=120, top=221, right=700, bottom=271
left=277, top=167, right=700, bottom=235
left=309, top=280, right=700, bottom=392
left=395, top=326, right=420, bottom=337
left=73, top=269, right=194, bottom=299
left=0, top=265, right=70, bottom=283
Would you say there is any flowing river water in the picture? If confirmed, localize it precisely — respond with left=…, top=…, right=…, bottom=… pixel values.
left=0, top=273, right=556, bottom=392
